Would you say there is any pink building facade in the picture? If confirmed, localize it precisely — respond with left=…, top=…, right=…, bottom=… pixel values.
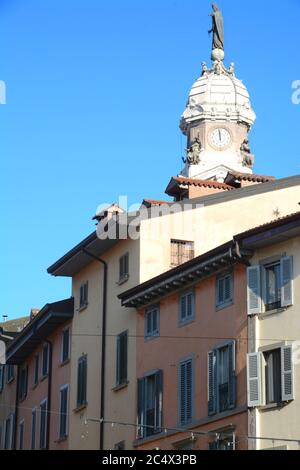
left=120, top=242, right=249, bottom=450
left=6, top=298, right=73, bottom=450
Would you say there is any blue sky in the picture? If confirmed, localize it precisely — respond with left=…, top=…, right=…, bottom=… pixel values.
left=1, top=0, right=300, bottom=320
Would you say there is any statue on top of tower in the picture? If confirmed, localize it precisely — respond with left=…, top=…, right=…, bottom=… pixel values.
left=208, top=4, right=224, bottom=51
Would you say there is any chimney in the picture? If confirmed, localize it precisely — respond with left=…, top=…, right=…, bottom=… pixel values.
left=30, top=309, right=40, bottom=321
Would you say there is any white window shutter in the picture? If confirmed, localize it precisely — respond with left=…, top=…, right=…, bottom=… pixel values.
left=247, top=353, right=262, bottom=407
left=280, top=256, right=293, bottom=307
left=281, top=346, right=294, bottom=401
left=247, top=266, right=262, bottom=315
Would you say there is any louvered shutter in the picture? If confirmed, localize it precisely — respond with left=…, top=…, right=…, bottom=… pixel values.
left=281, top=346, right=294, bottom=401
left=180, top=295, right=187, bottom=321
left=228, top=342, right=236, bottom=409
left=155, top=370, right=163, bottom=433
left=186, top=361, right=192, bottom=423
left=247, top=266, right=262, bottom=315
left=137, top=378, right=145, bottom=439
left=247, top=353, right=262, bottom=407
left=280, top=257, right=293, bottom=307
left=208, top=351, right=217, bottom=415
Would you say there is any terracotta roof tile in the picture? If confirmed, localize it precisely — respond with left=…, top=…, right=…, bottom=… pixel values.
left=171, top=176, right=234, bottom=191
left=227, top=172, right=275, bottom=183
left=142, top=199, right=170, bottom=207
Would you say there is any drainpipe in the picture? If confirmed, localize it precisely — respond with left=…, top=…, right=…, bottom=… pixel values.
left=45, top=340, right=53, bottom=450
left=82, top=248, right=108, bottom=451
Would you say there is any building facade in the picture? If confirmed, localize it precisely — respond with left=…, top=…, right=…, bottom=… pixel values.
left=241, top=213, right=300, bottom=450
left=4, top=299, right=73, bottom=450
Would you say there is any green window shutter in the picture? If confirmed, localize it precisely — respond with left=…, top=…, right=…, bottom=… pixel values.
left=281, top=345, right=294, bottom=401
left=247, top=266, right=262, bottom=315
left=280, top=256, right=293, bottom=307
left=208, top=351, right=217, bottom=415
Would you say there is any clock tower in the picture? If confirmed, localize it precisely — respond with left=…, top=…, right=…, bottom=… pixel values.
left=179, top=8, right=256, bottom=184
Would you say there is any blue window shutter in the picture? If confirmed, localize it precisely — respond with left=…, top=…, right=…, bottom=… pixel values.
left=137, top=378, right=145, bottom=439
left=186, top=361, right=192, bottom=422
left=208, top=351, right=217, bottom=415
left=179, top=362, right=186, bottom=425
left=180, top=295, right=186, bottom=320
left=228, top=341, right=236, bottom=409
left=179, top=360, right=193, bottom=425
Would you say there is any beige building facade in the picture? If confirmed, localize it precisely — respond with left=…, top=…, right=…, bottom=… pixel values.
left=240, top=213, right=300, bottom=450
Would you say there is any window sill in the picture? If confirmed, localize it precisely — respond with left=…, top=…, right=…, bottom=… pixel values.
left=79, top=304, right=88, bottom=313
left=60, top=359, right=70, bottom=368
left=117, top=275, right=129, bottom=286
left=259, top=307, right=286, bottom=319
left=73, top=403, right=88, bottom=414
left=216, top=300, right=233, bottom=312
left=259, top=402, right=285, bottom=411
left=145, top=333, right=160, bottom=342
left=55, top=435, right=68, bottom=443
left=178, top=317, right=195, bottom=327
left=112, top=381, right=129, bottom=392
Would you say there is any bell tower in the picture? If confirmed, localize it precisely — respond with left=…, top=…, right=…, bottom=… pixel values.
left=179, top=5, right=256, bottom=183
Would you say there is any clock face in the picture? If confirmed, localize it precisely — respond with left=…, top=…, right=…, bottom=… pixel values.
left=210, top=128, right=231, bottom=149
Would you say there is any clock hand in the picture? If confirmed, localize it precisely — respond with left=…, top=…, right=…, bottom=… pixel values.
left=218, top=129, right=221, bottom=141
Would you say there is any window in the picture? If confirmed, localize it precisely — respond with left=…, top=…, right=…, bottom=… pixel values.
left=6, top=365, right=15, bottom=383
left=42, top=344, right=49, bottom=377
left=19, top=421, right=24, bottom=450
left=19, top=366, right=28, bottom=401
left=31, top=408, right=36, bottom=450
left=179, top=291, right=194, bottom=324
left=171, top=240, right=194, bottom=267
left=34, top=355, right=39, bottom=386
left=77, top=355, right=87, bottom=408
left=216, top=272, right=233, bottom=308
left=209, top=432, right=235, bottom=450
left=145, top=306, right=160, bottom=339
left=208, top=342, right=236, bottom=416
left=179, top=359, right=193, bottom=426
left=119, top=253, right=129, bottom=283
left=0, top=365, right=4, bottom=393
left=4, top=414, right=14, bottom=450
left=265, top=262, right=281, bottom=311
left=40, top=399, right=48, bottom=450
left=59, top=385, right=69, bottom=439
left=247, top=257, right=293, bottom=315
left=79, top=282, right=89, bottom=309
left=247, top=345, right=294, bottom=407
left=116, top=331, right=128, bottom=386
left=61, top=328, right=70, bottom=364
left=137, top=370, right=163, bottom=439
left=264, top=349, right=281, bottom=404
